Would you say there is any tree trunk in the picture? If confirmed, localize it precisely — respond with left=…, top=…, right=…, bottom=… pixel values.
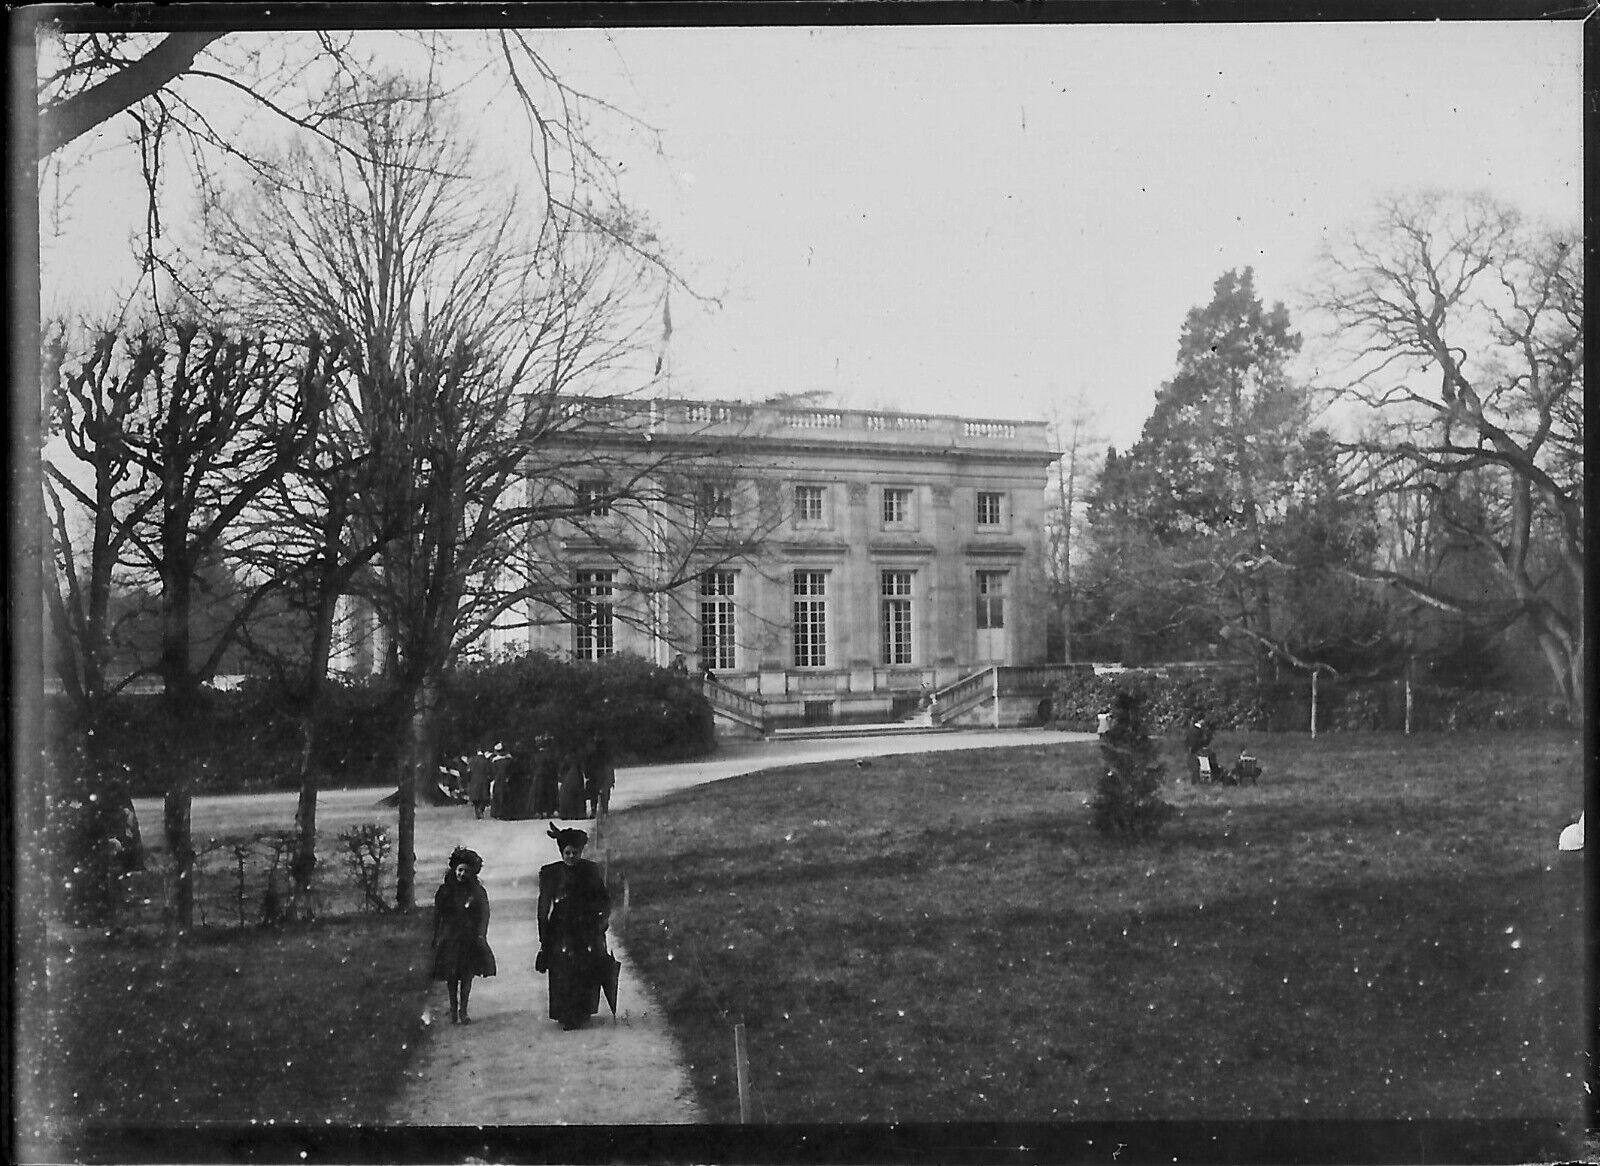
left=290, top=724, right=320, bottom=917
left=395, top=672, right=440, bottom=911
left=163, top=780, right=195, bottom=934
left=289, top=575, right=342, bottom=916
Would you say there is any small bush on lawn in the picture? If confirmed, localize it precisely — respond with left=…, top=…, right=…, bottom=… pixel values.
left=1092, top=687, right=1173, bottom=840
left=337, top=823, right=393, bottom=913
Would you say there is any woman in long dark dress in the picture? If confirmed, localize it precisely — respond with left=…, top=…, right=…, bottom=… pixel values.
left=535, top=826, right=611, bottom=1030
left=582, top=732, right=616, bottom=817
left=556, top=748, right=588, bottom=820
left=532, top=735, right=562, bottom=818
left=432, top=847, right=496, bottom=1024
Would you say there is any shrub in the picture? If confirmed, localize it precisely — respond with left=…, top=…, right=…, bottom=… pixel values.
left=1051, top=669, right=1568, bottom=736
left=436, top=650, right=715, bottom=763
left=1092, top=687, right=1173, bottom=841
left=337, top=824, right=392, bottom=913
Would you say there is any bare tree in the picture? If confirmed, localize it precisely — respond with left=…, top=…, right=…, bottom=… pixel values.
left=40, top=323, right=157, bottom=918
left=44, top=318, right=335, bottom=931
left=34, top=25, right=675, bottom=306
left=194, top=78, right=758, bottom=909
left=1309, top=192, right=1583, bottom=708
left=1041, top=400, right=1101, bottom=662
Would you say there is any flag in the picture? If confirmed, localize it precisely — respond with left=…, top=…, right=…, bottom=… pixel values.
left=654, top=292, right=672, bottom=376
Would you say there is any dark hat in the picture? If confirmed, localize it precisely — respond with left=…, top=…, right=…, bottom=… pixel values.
left=449, top=846, right=483, bottom=874
left=547, top=823, right=589, bottom=851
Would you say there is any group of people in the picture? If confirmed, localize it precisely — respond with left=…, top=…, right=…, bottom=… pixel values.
left=430, top=825, right=616, bottom=1032
left=458, top=733, right=616, bottom=822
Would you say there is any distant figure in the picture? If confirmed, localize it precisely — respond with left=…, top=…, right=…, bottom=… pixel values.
left=490, top=749, right=529, bottom=820
left=1096, top=711, right=1113, bottom=736
left=531, top=734, right=561, bottom=818
left=557, top=747, right=588, bottom=820
left=432, top=847, right=496, bottom=1025
left=466, top=749, right=494, bottom=819
left=536, top=826, right=613, bottom=1031
left=489, top=743, right=511, bottom=809
left=698, top=656, right=717, bottom=684
left=582, top=732, right=616, bottom=817
left=669, top=653, right=689, bottom=675
left=1559, top=812, right=1584, bottom=852
left=1184, top=716, right=1222, bottom=784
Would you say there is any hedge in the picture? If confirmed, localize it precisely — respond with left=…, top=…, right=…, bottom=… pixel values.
left=435, top=650, right=715, bottom=764
left=46, top=651, right=715, bottom=799
left=1047, top=670, right=1571, bottom=734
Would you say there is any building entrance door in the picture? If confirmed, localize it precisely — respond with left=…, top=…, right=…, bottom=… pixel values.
left=975, top=570, right=1009, bottom=665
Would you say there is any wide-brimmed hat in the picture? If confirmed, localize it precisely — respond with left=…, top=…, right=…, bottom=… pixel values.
left=449, top=846, right=483, bottom=874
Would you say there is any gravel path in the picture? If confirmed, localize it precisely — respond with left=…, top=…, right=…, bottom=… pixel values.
left=139, top=727, right=1090, bottom=1125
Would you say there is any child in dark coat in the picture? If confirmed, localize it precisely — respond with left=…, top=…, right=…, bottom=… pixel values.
left=432, top=846, right=496, bottom=1024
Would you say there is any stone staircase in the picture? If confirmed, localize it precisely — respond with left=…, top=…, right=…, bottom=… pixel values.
left=702, top=665, right=1090, bottom=740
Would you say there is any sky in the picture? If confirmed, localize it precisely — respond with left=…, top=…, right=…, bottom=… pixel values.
left=37, top=18, right=1584, bottom=453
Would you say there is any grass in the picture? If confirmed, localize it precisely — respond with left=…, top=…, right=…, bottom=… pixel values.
left=604, top=731, right=1587, bottom=1130
left=17, top=910, right=434, bottom=1160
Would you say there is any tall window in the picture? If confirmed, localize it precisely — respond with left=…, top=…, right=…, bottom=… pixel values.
left=699, top=570, right=737, bottom=672
left=696, top=480, right=734, bottom=521
left=976, top=491, right=1004, bottom=526
left=976, top=570, right=1006, bottom=629
left=578, top=480, right=611, bottom=517
left=882, top=487, right=912, bottom=525
left=792, top=570, right=828, bottom=667
left=794, top=484, right=826, bottom=524
left=881, top=570, right=914, bottom=665
left=574, top=570, right=615, bottom=660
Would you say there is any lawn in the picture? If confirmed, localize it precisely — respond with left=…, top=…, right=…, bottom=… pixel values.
left=17, top=910, right=434, bottom=1161
left=604, top=731, right=1586, bottom=1133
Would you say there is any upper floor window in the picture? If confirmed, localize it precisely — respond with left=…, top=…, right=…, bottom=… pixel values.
left=977, top=491, right=1004, bottom=527
left=881, top=487, right=913, bottom=527
left=696, top=480, right=734, bottom=521
left=578, top=480, right=611, bottom=517
left=794, top=484, right=826, bottom=524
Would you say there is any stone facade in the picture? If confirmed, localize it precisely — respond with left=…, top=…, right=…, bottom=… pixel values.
left=510, top=398, right=1058, bottom=726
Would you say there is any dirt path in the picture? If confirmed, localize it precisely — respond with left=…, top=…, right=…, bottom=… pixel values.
left=383, top=728, right=1088, bottom=1125
left=383, top=816, right=701, bottom=1124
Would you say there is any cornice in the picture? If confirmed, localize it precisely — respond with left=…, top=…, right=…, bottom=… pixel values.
left=594, top=433, right=1059, bottom=467
left=961, top=542, right=1027, bottom=558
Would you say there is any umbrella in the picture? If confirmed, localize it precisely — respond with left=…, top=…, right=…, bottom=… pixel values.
left=601, top=950, right=621, bottom=1015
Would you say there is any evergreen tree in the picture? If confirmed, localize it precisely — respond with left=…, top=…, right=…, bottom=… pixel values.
left=1092, top=688, right=1173, bottom=841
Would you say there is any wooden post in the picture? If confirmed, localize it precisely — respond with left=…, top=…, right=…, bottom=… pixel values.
left=734, top=1023, right=752, bottom=1123
left=1404, top=659, right=1413, bottom=736
left=1310, top=669, right=1319, bottom=740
